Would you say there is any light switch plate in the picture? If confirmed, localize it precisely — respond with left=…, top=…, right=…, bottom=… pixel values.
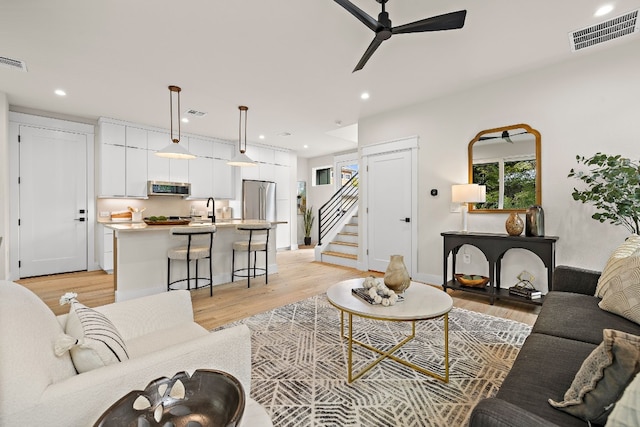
left=99, top=211, right=110, bottom=218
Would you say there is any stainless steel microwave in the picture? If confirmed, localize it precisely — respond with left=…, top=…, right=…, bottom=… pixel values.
left=147, top=181, right=191, bottom=197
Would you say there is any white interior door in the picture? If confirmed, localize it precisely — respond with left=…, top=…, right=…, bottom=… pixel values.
left=19, top=126, right=88, bottom=277
left=367, top=150, right=413, bottom=273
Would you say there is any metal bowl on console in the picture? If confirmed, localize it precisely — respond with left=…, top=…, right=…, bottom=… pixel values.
left=94, top=369, right=245, bottom=427
left=455, top=273, right=489, bottom=288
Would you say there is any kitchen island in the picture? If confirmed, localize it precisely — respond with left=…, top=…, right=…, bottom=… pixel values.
left=104, top=220, right=283, bottom=301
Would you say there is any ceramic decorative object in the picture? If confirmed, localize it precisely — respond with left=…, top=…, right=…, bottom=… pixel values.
left=505, top=212, right=524, bottom=236
left=526, top=205, right=545, bottom=236
left=384, top=255, right=411, bottom=293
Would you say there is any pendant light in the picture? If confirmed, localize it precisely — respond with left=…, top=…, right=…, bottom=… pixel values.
left=156, top=85, right=195, bottom=159
left=227, top=105, right=257, bottom=167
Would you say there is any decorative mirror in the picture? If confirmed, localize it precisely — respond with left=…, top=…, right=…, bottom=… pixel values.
left=468, top=124, right=541, bottom=212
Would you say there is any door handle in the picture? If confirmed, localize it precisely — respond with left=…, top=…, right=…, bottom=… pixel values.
left=75, top=218, right=86, bottom=222
left=399, top=218, right=410, bottom=223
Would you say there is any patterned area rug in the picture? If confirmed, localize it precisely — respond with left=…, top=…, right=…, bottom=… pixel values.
left=219, top=294, right=531, bottom=427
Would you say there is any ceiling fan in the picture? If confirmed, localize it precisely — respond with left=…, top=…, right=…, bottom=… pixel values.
left=334, top=0, right=467, bottom=72
left=479, top=130, right=529, bottom=143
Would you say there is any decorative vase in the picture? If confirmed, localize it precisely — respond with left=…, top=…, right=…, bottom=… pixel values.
left=384, top=255, right=411, bottom=293
left=304, top=236, right=311, bottom=246
left=505, top=212, right=524, bottom=236
left=526, top=205, right=545, bottom=237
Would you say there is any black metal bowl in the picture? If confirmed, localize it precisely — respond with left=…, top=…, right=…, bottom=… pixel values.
left=95, top=369, right=245, bottom=427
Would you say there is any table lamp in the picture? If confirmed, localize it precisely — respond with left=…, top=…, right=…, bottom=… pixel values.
left=452, top=184, right=486, bottom=232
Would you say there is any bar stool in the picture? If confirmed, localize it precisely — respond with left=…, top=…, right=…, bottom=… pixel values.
left=167, top=225, right=216, bottom=296
left=231, top=223, right=272, bottom=288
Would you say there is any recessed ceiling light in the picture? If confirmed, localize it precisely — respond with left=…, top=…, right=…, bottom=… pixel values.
left=181, top=118, right=189, bottom=123
left=303, top=144, right=308, bottom=149
left=594, top=4, right=614, bottom=17
left=54, top=89, right=66, bottom=96
left=360, top=92, right=370, bottom=100
left=259, top=135, right=265, bottom=139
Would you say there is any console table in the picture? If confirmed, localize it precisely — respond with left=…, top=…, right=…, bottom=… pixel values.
left=441, top=232, right=559, bottom=305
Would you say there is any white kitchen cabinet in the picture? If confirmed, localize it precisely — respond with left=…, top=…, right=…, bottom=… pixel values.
left=273, top=164, right=290, bottom=200
left=255, top=146, right=275, bottom=164
left=147, top=130, right=170, bottom=182
left=99, top=143, right=126, bottom=197
left=259, top=163, right=275, bottom=182
left=126, top=126, right=147, bottom=149
left=188, top=136, right=213, bottom=158
left=213, top=141, right=233, bottom=160
left=101, top=122, right=125, bottom=146
left=212, top=158, right=234, bottom=199
left=241, top=164, right=260, bottom=181
left=98, top=224, right=114, bottom=272
left=170, top=159, right=189, bottom=183
left=276, top=199, right=292, bottom=250
left=190, top=156, right=214, bottom=199
left=274, top=149, right=290, bottom=166
left=126, top=147, right=148, bottom=197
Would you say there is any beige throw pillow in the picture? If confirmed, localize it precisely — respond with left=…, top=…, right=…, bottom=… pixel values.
left=55, top=297, right=129, bottom=373
left=548, top=329, right=640, bottom=425
left=606, top=372, right=640, bottom=427
left=596, top=235, right=640, bottom=324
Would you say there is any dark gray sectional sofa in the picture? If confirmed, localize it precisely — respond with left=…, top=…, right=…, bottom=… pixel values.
left=469, top=265, right=640, bottom=427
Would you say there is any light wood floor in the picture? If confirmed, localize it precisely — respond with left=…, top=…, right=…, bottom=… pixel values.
left=17, top=248, right=541, bottom=328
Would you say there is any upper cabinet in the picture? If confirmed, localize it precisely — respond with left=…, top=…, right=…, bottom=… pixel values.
left=97, top=118, right=292, bottom=203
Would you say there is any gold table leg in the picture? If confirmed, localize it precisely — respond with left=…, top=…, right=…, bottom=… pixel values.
left=339, top=310, right=449, bottom=383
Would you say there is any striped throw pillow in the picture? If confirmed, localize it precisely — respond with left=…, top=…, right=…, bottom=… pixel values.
left=61, top=300, right=129, bottom=373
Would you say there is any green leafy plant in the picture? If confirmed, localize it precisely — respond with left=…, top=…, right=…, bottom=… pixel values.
left=568, top=153, right=640, bottom=234
left=303, top=206, right=315, bottom=238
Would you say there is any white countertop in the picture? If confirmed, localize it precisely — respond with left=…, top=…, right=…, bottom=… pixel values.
left=101, top=219, right=285, bottom=232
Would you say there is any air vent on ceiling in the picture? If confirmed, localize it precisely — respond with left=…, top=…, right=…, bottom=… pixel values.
left=0, top=56, right=28, bottom=72
left=184, top=109, right=207, bottom=118
left=569, top=10, right=639, bottom=51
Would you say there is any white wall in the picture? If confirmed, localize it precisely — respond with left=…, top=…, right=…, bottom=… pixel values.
left=0, top=92, right=8, bottom=279
left=359, top=39, right=640, bottom=291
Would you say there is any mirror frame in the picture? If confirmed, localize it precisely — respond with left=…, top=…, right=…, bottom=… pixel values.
left=468, top=123, right=541, bottom=213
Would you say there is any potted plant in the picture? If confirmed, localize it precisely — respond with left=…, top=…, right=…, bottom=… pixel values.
left=568, top=152, right=640, bottom=234
left=303, top=206, right=315, bottom=246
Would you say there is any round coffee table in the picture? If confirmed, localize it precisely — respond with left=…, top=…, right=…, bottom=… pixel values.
left=327, top=278, right=453, bottom=383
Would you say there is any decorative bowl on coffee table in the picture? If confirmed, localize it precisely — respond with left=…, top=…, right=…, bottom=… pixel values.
left=94, top=369, right=245, bottom=427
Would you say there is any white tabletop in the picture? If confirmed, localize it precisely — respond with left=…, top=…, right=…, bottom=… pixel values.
left=327, top=278, right=453, bottom=321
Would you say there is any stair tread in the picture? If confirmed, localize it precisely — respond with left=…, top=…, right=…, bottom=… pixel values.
left=338, top=232, right=358, bottom=236
left=323, top=251, right=357, bottom=260
left=331, top=241, right=358, bottom=247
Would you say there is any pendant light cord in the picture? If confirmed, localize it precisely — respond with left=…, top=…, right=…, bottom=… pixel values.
left=169, top=85, right=181, bottom=143
left=239, top=106, right=248, bottom=154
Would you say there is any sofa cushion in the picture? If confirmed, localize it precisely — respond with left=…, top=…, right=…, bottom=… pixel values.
left=595, top=236, right=640, bottom=324
left=62, top=299, right=130, bottom=373
left=531, top=292, right=640, bottom=345
left=548, top=329, right=640, bottom=425
left=496, top=333, right=597, bottom=427
left=605, top=372, right=640, bottom=427
left=125, top=322, right=208, bottom=358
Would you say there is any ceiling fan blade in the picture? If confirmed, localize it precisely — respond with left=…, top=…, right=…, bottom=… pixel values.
left=334, top=0, right=380, bottom=32
left=392, top=10, right=467, bottom=34
left=353, top=37, right=383, bottom=72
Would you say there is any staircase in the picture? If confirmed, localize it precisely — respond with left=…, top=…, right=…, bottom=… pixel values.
left=319, top=214, right=359, bottom=268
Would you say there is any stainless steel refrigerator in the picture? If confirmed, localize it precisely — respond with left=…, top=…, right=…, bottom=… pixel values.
left=242, top=179, right=276, bottom=221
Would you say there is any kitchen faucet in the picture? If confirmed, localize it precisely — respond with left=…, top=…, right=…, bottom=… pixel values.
left=206, top=197, right=216, bottom=223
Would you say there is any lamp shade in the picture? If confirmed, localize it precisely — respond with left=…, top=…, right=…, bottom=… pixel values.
left=156, top=142, right=196, bottom=159
left=227, top=151, right=257, bottom=167
left=452, top=184, right=486, bottom=203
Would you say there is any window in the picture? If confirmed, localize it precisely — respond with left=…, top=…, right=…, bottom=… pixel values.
left=473, top=156, right=536, bottom=209
left=312, top=166, right=333, bottom=186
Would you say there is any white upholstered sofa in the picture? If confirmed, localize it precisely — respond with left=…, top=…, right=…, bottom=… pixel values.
left=0, top=281, right=272, bottom=426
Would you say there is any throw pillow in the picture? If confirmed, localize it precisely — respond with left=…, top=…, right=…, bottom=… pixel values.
left=595, top=234, right=640, bottom=324
left=548, top=329, right=640, bottom=425
left=606, top=372, right=640, bottom=427
left=54, top=293, right=129, bottom=373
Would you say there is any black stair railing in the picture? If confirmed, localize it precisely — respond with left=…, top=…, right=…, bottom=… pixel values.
left=318, top=172, right=359, bottom=245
